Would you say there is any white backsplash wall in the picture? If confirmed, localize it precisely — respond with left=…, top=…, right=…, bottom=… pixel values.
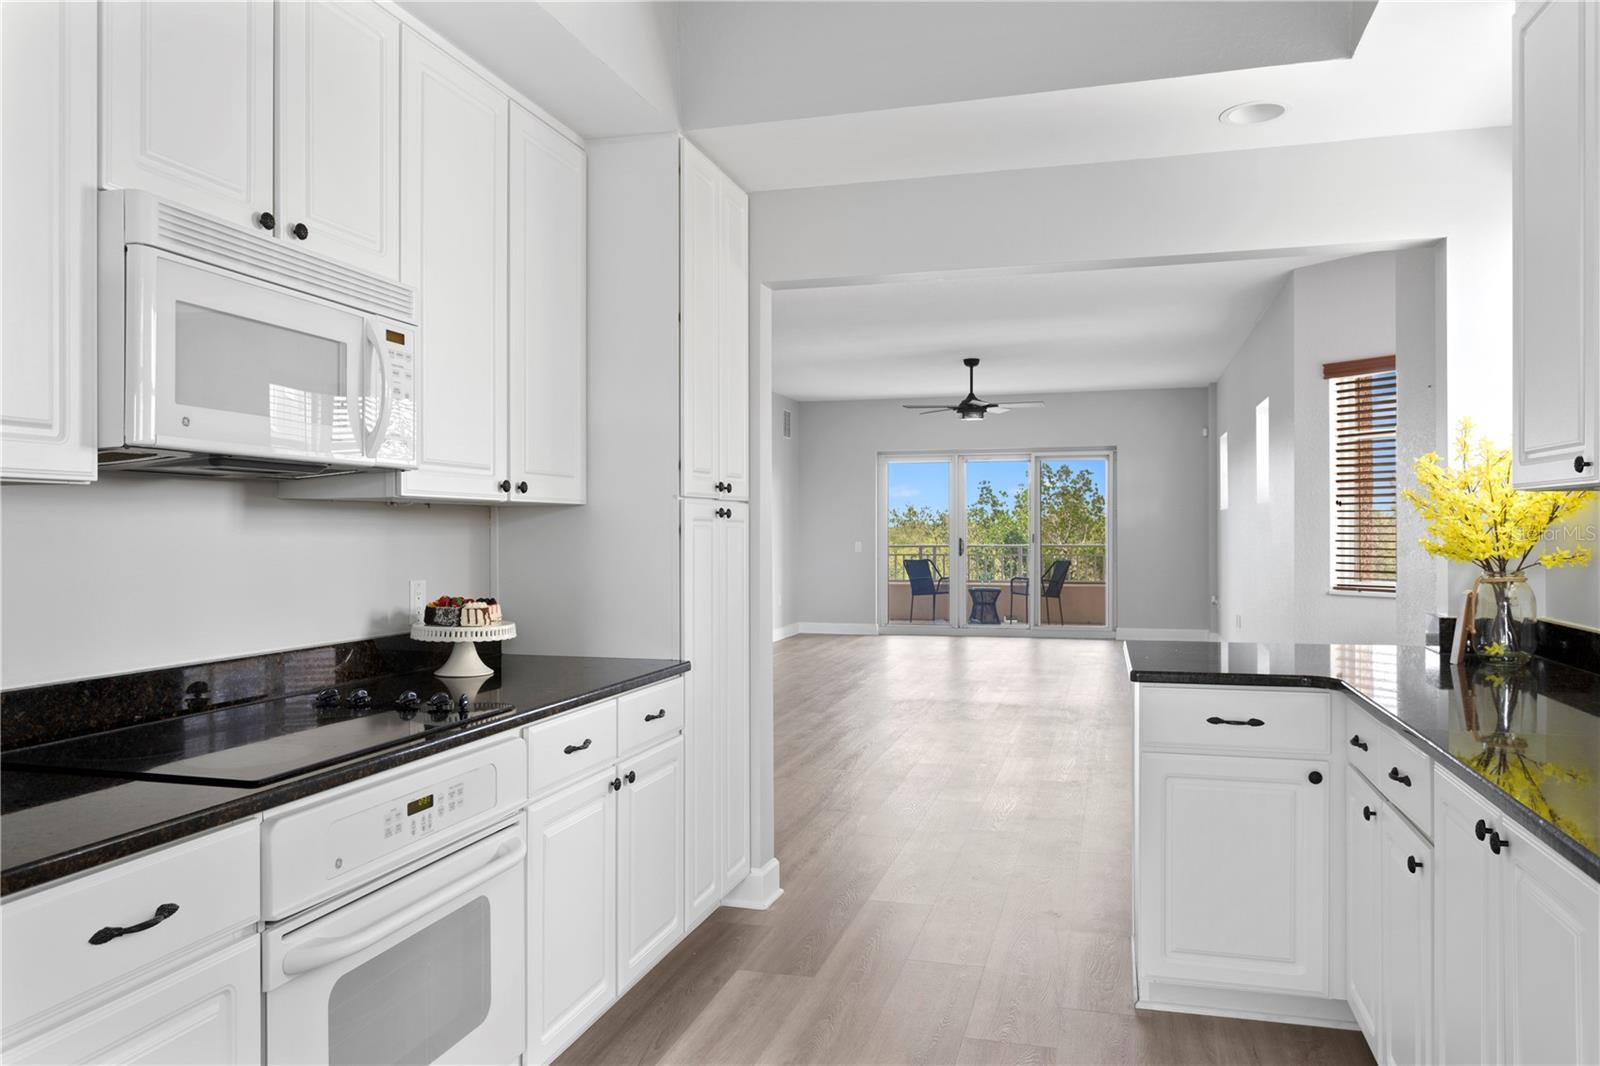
left=1, top=475, right=490, bottom=688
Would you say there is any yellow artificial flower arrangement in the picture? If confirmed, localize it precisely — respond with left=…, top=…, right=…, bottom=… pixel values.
left=1402, top=419, right=1594, bottom=577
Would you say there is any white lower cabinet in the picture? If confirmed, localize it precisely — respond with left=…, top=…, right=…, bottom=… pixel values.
left=1378, top=807, right=1432, bottom=1066
left=6, top=939, right=261, bottom=1066
left=1433, top=769, right=1502, bottom=1065
left=618, top=737, right=685, bottom=992
left=525, top=767, right=618, bottom=1065
left=1345, top=769, right=1384, bottom=1052
left=1136, top=751, right=1329, bottom=994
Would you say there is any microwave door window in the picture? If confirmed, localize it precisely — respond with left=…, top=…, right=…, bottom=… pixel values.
left=173, top=303, right=358, bottom=457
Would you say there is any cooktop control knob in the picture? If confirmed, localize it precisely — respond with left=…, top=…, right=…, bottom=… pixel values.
left=313, top=687, right=340, bottom=708
left=458, top=694, right=472, bottom=715
left=347, top=689, right=372, bottom=709
left=394, top=690, right=420, bottom=709
left=427, top=692, right=452, bottom=711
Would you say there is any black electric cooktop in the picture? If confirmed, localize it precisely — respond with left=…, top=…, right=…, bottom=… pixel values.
left=0, top=678, right=518, bottom=788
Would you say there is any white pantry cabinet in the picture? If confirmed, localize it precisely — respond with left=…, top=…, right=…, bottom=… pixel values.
left=617, top=736, right=686, bottom=992
left=680, top=141, right=749, bottom=502
left=0, top=0, right=97, bottom=483
left=277, top=0, right=402, bottom=278
left=1378, top=806, right=1432, bottom=1066
left=682, top=498, right=752, bottom=929
left=508, top=103, right=588, bottom=504
left=1512, top=0, right=1600, bottom=488
left=525, top=768, right=618, bottom=1066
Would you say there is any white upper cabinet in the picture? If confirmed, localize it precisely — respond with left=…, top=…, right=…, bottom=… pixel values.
left=277, top=0, right=402, bottom=278
left=102, top=1, right=276, bottom=231
left=680, top=140, right=749, bottom=502
left=1513, top=0, right=1600, bottom=488
left=1, top=0, right=97, bottom=483
left=508, top=104, right=587, bottom=505
left=399, top=28, right=508, bottom=502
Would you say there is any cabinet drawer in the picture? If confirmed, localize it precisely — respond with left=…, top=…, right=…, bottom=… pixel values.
left=1377, top=729, right=1433, bottom=837
left=527, top=699, right=618, bottom=795
left=1, top=820, right=259, bottom=1034
left=1343, top=702, right=1386, bottom=785
left=1139, top=686, right=1331, bottom=756
left=618, top=678, right=684, bottom=756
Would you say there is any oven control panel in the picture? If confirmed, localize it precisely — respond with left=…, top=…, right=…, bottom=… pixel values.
left=325, top=762, right=497, bottom=881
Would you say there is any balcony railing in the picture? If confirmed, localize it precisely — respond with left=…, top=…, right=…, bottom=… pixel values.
left=887, top=542, right=1106, bottom=585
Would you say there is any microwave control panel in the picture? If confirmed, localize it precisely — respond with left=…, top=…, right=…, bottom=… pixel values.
left=325, top=762, right=498, bottom=880
left=374, top=325, right=416, bottom=467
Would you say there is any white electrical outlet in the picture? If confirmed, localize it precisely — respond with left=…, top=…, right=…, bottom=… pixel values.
left=854, top=540, right=862, bottom=553
left=410, top=580, right=427, bottom=624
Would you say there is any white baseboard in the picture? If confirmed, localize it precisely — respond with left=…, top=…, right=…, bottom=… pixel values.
left=720, top=858, right=783, bottom=910
left=772, top=623, right=800, bottom=642
left=1137, top=979, right=1359, bottom=1031
left=797, top=622, right=878, bottom=636
left=1115, top=627, right=1216, bottom=642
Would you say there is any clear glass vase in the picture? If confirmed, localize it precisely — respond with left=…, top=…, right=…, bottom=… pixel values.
left=1470, top=573, right=1537, bottom=663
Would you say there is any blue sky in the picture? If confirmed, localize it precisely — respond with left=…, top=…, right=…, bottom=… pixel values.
left=887, top=458, right=1107, bottom=512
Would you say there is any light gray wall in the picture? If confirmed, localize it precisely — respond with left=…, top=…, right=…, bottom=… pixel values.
left=0, top=477, right=489, bottom=689
left=771, top=392, right=800, bottom=634
left=1216, top=281, right=1297, bottom=642
left=496, top=134, right=682, bottom=660
left=791, top=387, right=1211, bottom=633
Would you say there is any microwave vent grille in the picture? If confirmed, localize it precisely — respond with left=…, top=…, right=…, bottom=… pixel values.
left=154, top=201, right=415, bottom=322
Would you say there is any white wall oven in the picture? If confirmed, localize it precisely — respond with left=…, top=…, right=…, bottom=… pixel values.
left=99, top=190, right=417, bottom=477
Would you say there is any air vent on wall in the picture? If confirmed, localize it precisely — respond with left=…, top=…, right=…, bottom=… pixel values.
left=783, top=410, right=792, bottom=438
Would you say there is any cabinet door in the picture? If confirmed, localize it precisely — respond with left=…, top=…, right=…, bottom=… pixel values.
left=618, top=736, right=685, bottom=992
left=526, top=769, right=617, bottom=1065
left=1136, top=752, right=1329, bottom=994
left=508, top=105, right=587, bottom=504
left=1, top=0, right=97, bottom=483
left=680, top=141, right=721, bottom=499
left=1501, top=825, right=1600, bottom=1066
left=715, top=179, right=750, bottom=501
left=1513, top=0, right=1600, bottom=488
left=399, top=28, right=508, bottom=502
left=1379, top=811, right=1432, bottom=1066
left=277, top=0, right=401, bottom=279
left=1346, top=770, right=1384, bottom=1052
left=101, top=1, right=274, bottom=230
left=6, top=939, right=260, bottom=1065
left=718, top=502, right=752, bottom=889
left=682, top=499, right=721, bottom=928
left=1433, top=771, right=1502, bottom=1066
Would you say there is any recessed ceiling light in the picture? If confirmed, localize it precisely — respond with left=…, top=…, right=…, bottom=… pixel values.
left=1219, top=101, right=1286, bottom=126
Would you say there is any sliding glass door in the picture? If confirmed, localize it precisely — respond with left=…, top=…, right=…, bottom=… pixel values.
left=881, top=450, right=1113, bottom=632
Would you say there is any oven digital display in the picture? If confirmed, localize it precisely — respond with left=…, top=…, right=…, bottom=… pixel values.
left=407, top=794, right=434, bottom=817
left=385, top=329, right=406, bottom=345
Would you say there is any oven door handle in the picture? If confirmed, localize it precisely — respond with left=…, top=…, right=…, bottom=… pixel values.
left=362, top=317, right=394, bottom=460
left=280, top=835, right=525, bottom=977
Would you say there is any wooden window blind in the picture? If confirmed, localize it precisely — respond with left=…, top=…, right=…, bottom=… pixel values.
left=1327, top=356, right=1397, bottom=593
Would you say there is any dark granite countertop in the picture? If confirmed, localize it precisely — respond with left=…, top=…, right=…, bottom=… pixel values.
left=1125, top=640, right=1600, bottom=884
left=0, top=654, right=688, bottom=897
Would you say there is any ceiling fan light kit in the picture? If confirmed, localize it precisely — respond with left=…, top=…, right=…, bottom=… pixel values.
left=902, top=357, right=1046, bottom=420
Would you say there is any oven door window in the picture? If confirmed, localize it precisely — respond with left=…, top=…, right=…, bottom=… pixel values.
left=327, top=897, right=491, bottom=1066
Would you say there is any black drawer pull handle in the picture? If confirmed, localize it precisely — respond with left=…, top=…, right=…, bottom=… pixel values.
left=1489, top=830, right=1509, bottom=855
left=1407, top=855, right=1424, bottom=874
left=624, top=770, right=637, bottom=784
left=89, top=903, right=179, bottom=945
left=1205, top=716, right=1265, bottom=727
left=645, top=709, right=666, bottom=722
left=563, top=738, right=592, bottom=755
left=1362, top=805, right=1376, bottom=821
left=1349, top=735, right=1368, bottom=751
left=1388, top=767, right=1411, bottom=787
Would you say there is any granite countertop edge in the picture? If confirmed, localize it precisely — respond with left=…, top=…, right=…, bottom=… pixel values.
left=1126, top=659, right=1600, bottom=885
left=0, top=660, right=690, bottom=898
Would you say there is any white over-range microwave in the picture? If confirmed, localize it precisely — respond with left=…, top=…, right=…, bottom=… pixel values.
left=98, top=190, right=419, bottom=478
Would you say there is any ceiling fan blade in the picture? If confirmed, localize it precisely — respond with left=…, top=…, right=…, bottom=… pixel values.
left=918, top=408, right=953, bottom=415
left=902, top=404, right=956, bottom=410
left=987, top=400, right=1045, bottom=409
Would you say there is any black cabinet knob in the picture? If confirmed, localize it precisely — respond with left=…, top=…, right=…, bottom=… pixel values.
left=1407, top=855, right=1424, bottom=874
left=1388, top=767, right=1412, bottom=787
left=1489, top=830, right=1510, bottom=855
left=1307, top=770, right=1323, bottom=785
left=1475, top=818, right=1491, bottom=841
left=1576, top=455, right=1593, bottom=474
left=1362, top=805, right=1376, bottom=821
left=624, top=770, right=637, bottom=784
left=610, top=777, right=622, bottom=791
left=498, top=480, right=511, bottom=492
left=257, top=210, right=275, bottom=230
left=1349, top=735, right=1368, bottom=751
left=516, top=481, right=528, bottom=494
left=291, top=221, right=309, bottom=240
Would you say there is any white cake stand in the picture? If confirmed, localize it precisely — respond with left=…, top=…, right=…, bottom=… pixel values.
left=410, top=621, right=516, bottom=677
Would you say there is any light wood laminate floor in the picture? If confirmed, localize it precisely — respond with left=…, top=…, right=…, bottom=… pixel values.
left=557, top=635, right=1373, bottom=1066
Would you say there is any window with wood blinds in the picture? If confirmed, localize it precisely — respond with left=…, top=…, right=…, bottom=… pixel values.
left=1327, top=356, right=1397, bottom=593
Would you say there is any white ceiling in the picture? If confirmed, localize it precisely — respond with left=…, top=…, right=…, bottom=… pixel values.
left=772, top=254, right=1346, bottom=402
left=691, top=1, right=1511, bottom=191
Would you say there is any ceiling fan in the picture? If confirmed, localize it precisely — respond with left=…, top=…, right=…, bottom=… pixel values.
left=902, top=358, right=1046, bottom=421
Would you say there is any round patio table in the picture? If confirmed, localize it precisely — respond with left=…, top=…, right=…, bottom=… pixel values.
left=968, top=586, right=1002, bottom=625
